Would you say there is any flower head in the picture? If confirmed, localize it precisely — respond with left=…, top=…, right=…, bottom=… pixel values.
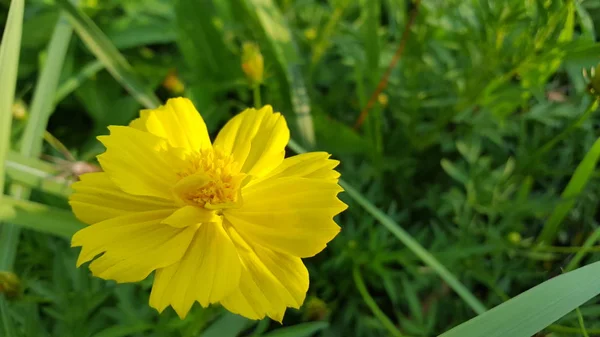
left=69, top=98, right=347, bottom=321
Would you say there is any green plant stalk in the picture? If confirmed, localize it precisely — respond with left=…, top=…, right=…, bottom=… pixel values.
left=0, top=196, right=82, bottom=239
left=253, top=85, right=262, bottom=108
left=54, top=60, right=104, bottom=104
left=565, top=227, right=600, bottom=272
left=341, top=179, right=487, bottom=314
left=547, top=324, right=600, bottom=335
left=0, top=1, right=24, bottom=334
left=287, top=139, right=487, bottom=315
left=535, top=98, right=598, bottom=159
left=538, top=136, right=600, bottom=244
left=4, top=157, right=72, bottom=198
left=0, top=0, right=25, bottom=282
left=56, top=0, right=160, bottom=109
left=0, top=0, right=23, bottom=193
left=353, top=267, right=404, bottom=337
left=0, top=13, right=73, bottom=271
left=309, top=0, right=349, bottom=69
left=576, top=307, right=590, bottom=337
left=0, top=297, right=16, bottom=337
left=238, top=0, right=315, bottom=146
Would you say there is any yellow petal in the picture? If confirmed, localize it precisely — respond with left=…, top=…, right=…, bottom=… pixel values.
left=72, top=210, right=196, bottom=283
left=220, top=226, right=308, bottom=322
left=149, top=221, right=242, bottom=318
left=70, top=172, right=175, bottom=224
left=225, top=177, right=346, bottom=257
left=130, top=97, right=211, bottom=151
left=97, top=126, right=184, bottom=199
left=213, top=105, right=289, bottom=177
left=161, top=205, right=219, bottom=228
left=262, top=152, right=340, bottom=181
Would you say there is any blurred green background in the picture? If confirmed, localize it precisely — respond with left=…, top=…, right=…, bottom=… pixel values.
left=3, top=0, right=600, bottom=336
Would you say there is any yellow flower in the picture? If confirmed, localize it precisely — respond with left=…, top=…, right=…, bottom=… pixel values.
left=69, top=97, right=347, bottom=322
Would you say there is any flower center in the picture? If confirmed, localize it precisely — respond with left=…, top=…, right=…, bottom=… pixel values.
left=173, top=148, right=244, bottom=209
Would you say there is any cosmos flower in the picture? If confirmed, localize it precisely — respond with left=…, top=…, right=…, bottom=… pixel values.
left=69, top=98, right=347, bottom=321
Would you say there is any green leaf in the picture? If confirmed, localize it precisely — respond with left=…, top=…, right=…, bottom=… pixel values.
left=0, top=196, right=82, bottom=239
left=90, top=323, right=152, bottom=337
left=236, top=0, right=315, bottom=146
left=438, top=261, right=600, bottom=337
left=313, top=113, right=370, bottom=155
left=263, top=322, right=329, bottom=337
left=441, top=159, right=469, bottom=185
left=1, top=7, right=73, bottom=272
left=202, top=313, right=250, bottom=337
left=0, top=4, right=24, bottom=333
left=538, top=135, right=600, bottom=244
left=55, top=0, right=160, bottom=109
left=21, top=14, right=73, bottom=158
left=4, top=150, right=72, bottom=198
left=54, top=60, right=104, bottom=104
left=0, top=0, right=24, bottom=192
left=287, top=139, right=487, bottom=315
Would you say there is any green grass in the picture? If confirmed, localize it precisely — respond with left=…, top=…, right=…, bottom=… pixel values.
left=3, top=0, right=600, bottom=336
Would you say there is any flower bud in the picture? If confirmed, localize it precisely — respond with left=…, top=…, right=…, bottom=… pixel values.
left=0, top=271, right=21, bottom=299
left=162, top=70, right=185, bottom=94
left=303, top=296, right=329, bottom=321
left=584, top=63, right=600, bottom=98
left=12, top=100, right=27, bottom=120
left=241, top=42, right=264, bottom=87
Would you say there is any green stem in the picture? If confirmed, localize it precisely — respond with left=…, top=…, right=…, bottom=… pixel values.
left=0, top=11, right=73, bottom=271
left=0, top=298, right=16, bottom=337
left=253, top=85, right=261, bottom=108
left=54, top=60, right=104, bottom=105
left=287, top=138, right=487, bottom=315
left=535, top=98, right=598, bottom=159
left=353, top=267, right=405, bottom=337
left=565, top=227, right=600, bottom=272
left=576, top=307, right=590, bottom=337
left=341, top=180, right=487, bottom=314
left=547, top=324, right=600, bottom=335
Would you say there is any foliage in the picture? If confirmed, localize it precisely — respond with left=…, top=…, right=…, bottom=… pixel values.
left=3, top=0, right=600, bottom=336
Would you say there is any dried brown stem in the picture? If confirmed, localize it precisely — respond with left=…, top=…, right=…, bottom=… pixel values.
left=353, top=0, right=422, bottom=129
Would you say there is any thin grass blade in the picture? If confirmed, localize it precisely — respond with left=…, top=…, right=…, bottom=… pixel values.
left=438, top=261, right=600, bottom=337
left=287, top=139, right=487, bottom=315
left=0, top=0, right=25, bottom=289
left=236, top=0, right=315, bottom=146
left=5, top=151, right=72, bottom=198
left=0, top=0, right=24, bottom=191
left=1, top=10, right=73, bottom=271
left=0, top=197, right=82, bottom=239
left=538, top=136, right=600, bottom=244
left=55, top=0, right=160, bottom=109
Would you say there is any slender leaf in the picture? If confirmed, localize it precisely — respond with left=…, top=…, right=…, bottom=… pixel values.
left=54, top=60, right=104, bottom=104
left=55, top=0, right=160, bottom=109
left=202, top=313, right=250, bottom=337
left=5, top=151, right=72, bottom=198
left=1, top=8, right=73, bottom=272
left=263, top=322, right=329, bottom=337
left=0, top=0, right=25, bottom=292
left=353, top=267, right=404, bottom=337
left=538, top=136, right=600, bottom=243
left=438, top=261, right=600, bottom=337
left=236, top=0, right=315, bottom=146
left=0, top=196, right=82, bottom=239
left=0, top=0, right=24, bottom=191
left=287, top=139, right=487, bottom=315
left=91, top=323, right=152, bottom=337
